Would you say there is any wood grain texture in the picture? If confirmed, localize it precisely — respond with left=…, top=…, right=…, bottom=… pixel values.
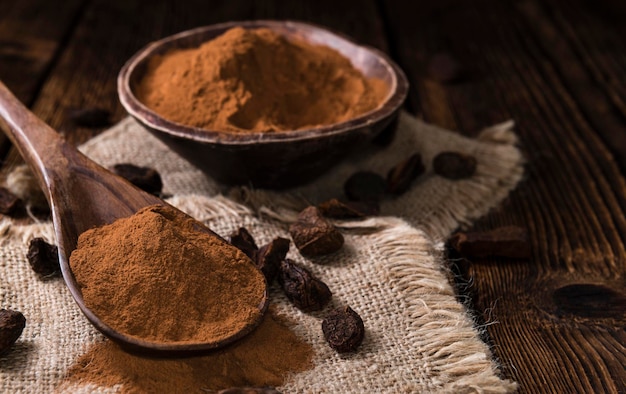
left=0, top=0, right=85, bottom=103
left=0, top=0, right=85, bottom=160
left=3, top=0, right=626, bottom=391
left=383, top=0, right=626, bottom=392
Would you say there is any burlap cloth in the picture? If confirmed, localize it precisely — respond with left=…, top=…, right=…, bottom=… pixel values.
left=0, top=112, right=523, bottom=393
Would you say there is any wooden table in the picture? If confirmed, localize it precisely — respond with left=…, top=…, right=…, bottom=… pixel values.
left=2, top=1, right=625, bottom=392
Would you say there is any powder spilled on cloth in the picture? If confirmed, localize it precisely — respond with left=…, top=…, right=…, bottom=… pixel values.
left=59, top=312, right=314, bottom=392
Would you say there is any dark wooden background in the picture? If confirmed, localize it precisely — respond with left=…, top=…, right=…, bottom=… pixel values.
left=1, top=0, right=625, bottom=392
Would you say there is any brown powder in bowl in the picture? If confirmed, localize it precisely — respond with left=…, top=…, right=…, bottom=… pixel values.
left=68, top=204, right=266, bottom=344
left=136, top=27, right=388, bottom=133
left=60, top=311, right=313, bottom=393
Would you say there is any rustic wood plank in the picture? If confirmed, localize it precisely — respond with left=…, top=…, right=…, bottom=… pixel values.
left=0, top=0, right=85, bottom=103
left=381, top=0, right=626, bottom=392
left=0, top=0, right=85, bottom=160
left=516, top=0, right=626, bottom=176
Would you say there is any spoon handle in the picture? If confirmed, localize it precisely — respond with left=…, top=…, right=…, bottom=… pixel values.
left=0, top=81, right=70, bottom=201
left=0, top=81, right=161, bottom=253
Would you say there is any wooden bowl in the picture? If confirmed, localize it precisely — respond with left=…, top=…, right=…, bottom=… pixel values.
left=118, top=20, right=408, bottom=188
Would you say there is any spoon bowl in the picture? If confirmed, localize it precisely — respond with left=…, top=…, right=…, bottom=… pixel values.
left=0, top=82, right=268, bottom=355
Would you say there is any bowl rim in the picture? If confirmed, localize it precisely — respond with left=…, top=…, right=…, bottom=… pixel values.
left=118, top=20, right=409, bottom=145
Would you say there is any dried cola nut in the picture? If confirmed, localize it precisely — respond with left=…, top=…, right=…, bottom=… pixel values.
left=229, top=227, right=259, bottom=260
left=449, top=226, right=530, bottom=259
left=343, top=171, right=386, bottom=202
left=0, top=309, right=26, bottom=355
left=278, top=259, right=332, bottom=312
left=66, top=107, right=112, bottom=128
left=427, top=52, right=462, bottom=83
left=27, top=237, right=60, bottom=277
left=256, top=237, right=290, bottom=284
left=217, top=388, right=281, bottom=394
left=386, top=153, right=425, bottom=195
left=433, top=151, right=477, bottom=179
left=111, top=163, right=163, bottom=195
left=289, top=206, right=344, bottom=257
left=322, top=306, right=365, bottom=353
left=317, top=198, right=379, bottom=219
left=0, top=186, right=22, bottom=215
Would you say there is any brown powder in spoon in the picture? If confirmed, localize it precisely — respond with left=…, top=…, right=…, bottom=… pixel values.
left=68, top=204, right=266, bottom=344
left=59, top=311, right=313, bottom=392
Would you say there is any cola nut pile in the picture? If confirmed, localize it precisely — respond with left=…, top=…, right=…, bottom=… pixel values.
left=228, top=225, right=363, bottom=354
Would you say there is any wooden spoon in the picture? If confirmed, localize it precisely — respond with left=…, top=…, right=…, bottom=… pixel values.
left=0, top=82, right=268, bottom=355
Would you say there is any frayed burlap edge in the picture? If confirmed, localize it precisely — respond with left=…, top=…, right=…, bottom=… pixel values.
left=352, top=217, right=517, bottom=394
left=169, top=196, right=519, bottom=393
